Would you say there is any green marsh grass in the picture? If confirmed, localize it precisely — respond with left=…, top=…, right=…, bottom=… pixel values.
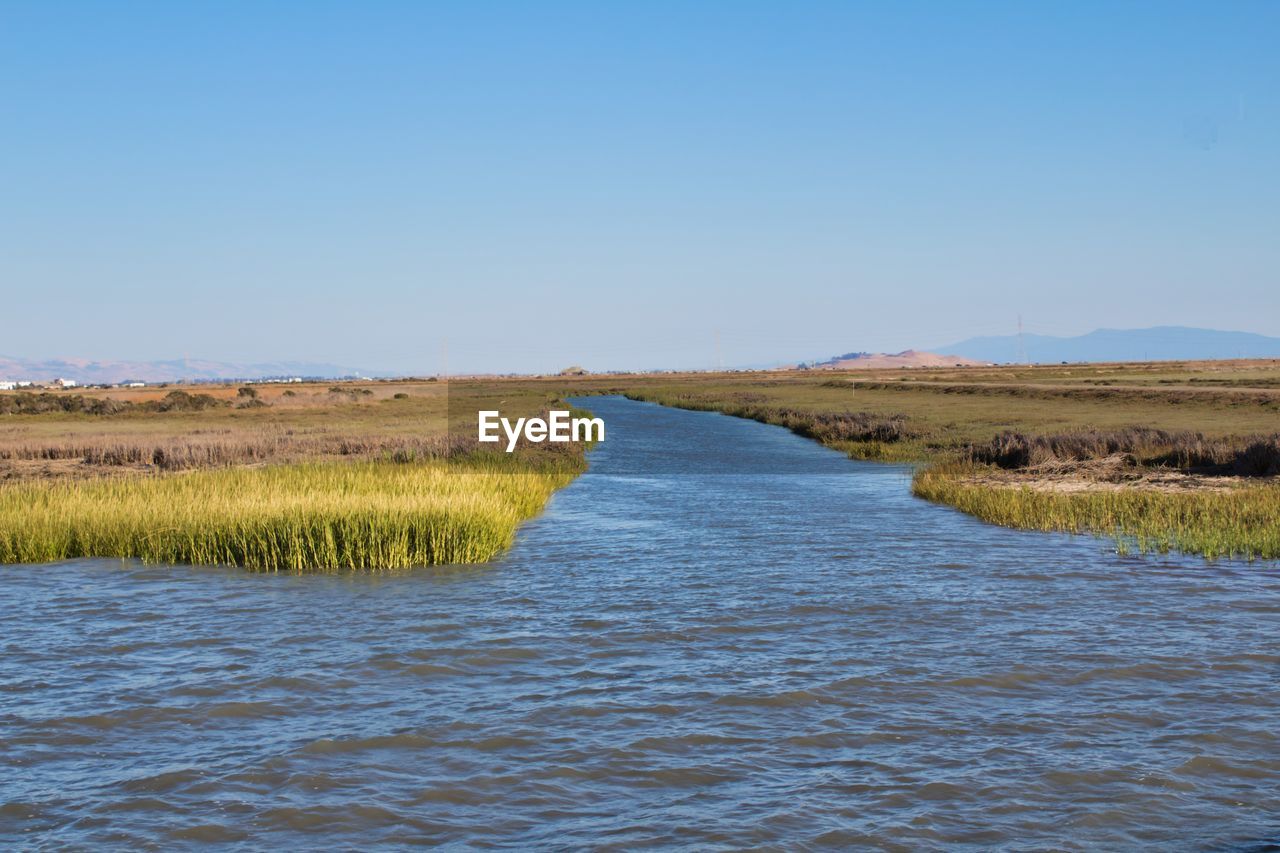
left=1, top=455, right=582, bottom=571
left=913, top=463, right=1280, bottom=560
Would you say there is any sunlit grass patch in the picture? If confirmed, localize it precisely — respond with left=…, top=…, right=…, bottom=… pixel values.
left=912, top=463, right=1280, bottom=560
left=1, top=455, right=582, bottom=571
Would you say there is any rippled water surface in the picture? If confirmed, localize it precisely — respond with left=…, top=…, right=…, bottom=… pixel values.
left=3, top=396, right=1279, bottom=849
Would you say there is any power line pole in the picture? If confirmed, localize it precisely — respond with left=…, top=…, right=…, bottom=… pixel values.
left=715, top=329, right=723, bottom=372
left=1016, top=315, right=1028, bottom=365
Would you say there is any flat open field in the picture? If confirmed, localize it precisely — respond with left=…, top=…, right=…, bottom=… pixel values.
left=1, top=380, right=452, bottom=481
left=584, top=359, right=1280, bottom=453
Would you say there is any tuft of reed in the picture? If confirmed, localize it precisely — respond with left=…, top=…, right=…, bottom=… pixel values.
left=913, top=462, right=1280, bottom=560
left=0, top=456, right=582, bottom=571
left=969, top=429, right=1280, bottom=475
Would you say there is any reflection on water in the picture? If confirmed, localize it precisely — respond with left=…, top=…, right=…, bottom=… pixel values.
left=2, top=396, right=1278, bottom=848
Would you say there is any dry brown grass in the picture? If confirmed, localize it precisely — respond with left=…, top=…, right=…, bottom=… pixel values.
left=0, top=378, right=598, bottom=482
left=0, top=380, right=452, bottom=480
left=967, top=428, right=1280, bottom=476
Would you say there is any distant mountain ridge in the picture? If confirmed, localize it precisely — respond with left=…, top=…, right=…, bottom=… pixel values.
left=0, top=356, right=373, bottom=385
left=936, top=327, right=1280, bottom=364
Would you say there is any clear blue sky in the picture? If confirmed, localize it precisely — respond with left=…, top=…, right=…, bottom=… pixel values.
left=2, top=1, right=1277, bottom=374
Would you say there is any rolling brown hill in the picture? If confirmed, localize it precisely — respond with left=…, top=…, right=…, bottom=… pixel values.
left=805, top=350, right=991, bottom=370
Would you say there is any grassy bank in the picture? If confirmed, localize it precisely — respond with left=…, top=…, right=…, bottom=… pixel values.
left=603, top=365, right=1280, bottom=560
left=1, top=455, right=582, bottom=571
left=0, top=379, right=591, bottom=570
left=914, top=462, right=1280, bottom=560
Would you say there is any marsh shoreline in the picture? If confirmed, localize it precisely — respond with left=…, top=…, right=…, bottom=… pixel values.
left=616, top=383, right=1280, bottom=560
left=0, top=381, right=591, bottom=570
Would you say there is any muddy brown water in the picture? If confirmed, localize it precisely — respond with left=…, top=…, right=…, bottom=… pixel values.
left=2, top=396, right=1278, bottom=849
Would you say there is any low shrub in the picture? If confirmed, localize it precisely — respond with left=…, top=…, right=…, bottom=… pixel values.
left=968, top=429, right=1280, bottom=476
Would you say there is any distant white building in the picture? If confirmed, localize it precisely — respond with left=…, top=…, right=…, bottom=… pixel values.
left=124, top=382, right=146, bottom=388
left=0, top=381, right=15, bottom=391
left=53, top=378, right=78, bottom=389
left=16, top=381, right=32, bottom=388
